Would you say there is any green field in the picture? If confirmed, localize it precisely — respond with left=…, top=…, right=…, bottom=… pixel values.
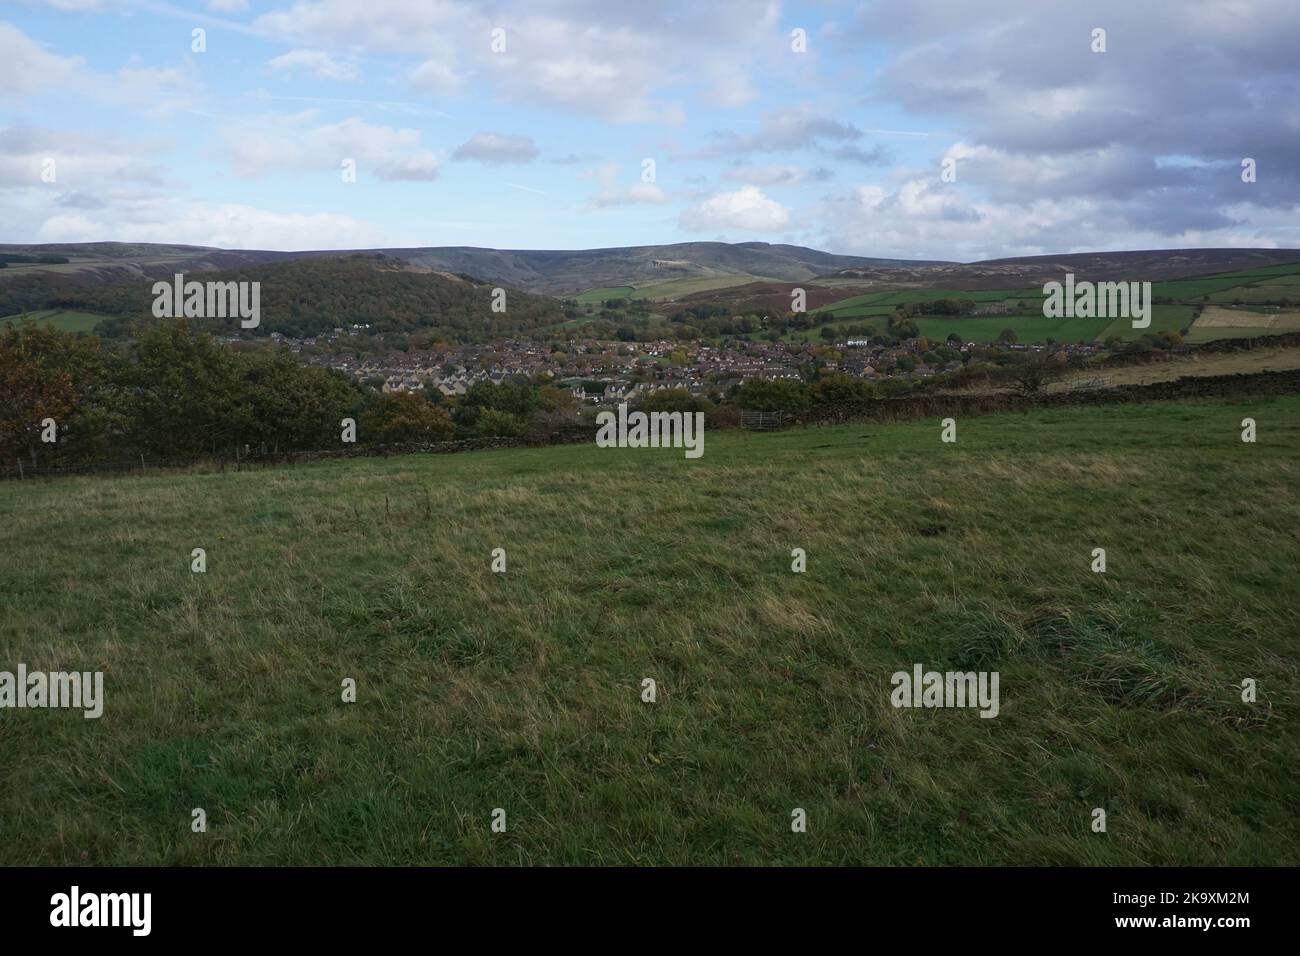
left=1097, top=304, right=1198, bottom=341
left=1, top=308, right=107, bottom=332
left=2, top=396, right=1297, bottom=865
left=1207, top=273, right=1300, bottom=305
left=1157, top=262, right=1300, bottom=303
left=575, top=275, right=772, bottom=305
left=1186, top=324, right=1281, bottom=343
left=820, top=288, right=1044, bottom=317
left=633, top=275, right=770, bottom=300
left=796, top=264, right=1300, bottom=345
left=788, top=306, right=1194, bottom=347
left=909, top=314, right=1109, bottom=344
left=573, top=286, right=637, bottom=304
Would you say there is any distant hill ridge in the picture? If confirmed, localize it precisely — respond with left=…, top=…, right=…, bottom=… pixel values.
left=0, top=240, right=941, bottom=296
left=1, top=240, right=1298, bottom=298
left=1, top=253, right=566, bottom=342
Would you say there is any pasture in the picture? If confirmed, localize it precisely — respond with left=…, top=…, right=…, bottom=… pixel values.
left=0, top=309, right=107, bottom=333
left=2, top=396, right=1296, bottom=865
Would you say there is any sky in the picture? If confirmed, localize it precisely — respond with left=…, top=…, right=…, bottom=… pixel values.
left=2, top=0, right=1298, bottom=261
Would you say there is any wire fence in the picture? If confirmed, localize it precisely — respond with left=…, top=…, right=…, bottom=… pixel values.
left=7, top=367, right=1298, bottom=482
left=740, top=410, right=787, bottom=431
left=0, top=454, right=272, bottom=481
left=0, top=426, right=599, bottom=483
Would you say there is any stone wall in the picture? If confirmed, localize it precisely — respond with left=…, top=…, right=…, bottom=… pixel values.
left=797, top=369, right=1300, bottom=427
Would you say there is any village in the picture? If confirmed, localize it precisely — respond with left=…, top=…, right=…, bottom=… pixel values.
left=246, top=328, right=1108, bottom=402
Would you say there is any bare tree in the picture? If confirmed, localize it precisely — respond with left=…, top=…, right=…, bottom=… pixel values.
left=1010, top=352, right=1059, bottom=395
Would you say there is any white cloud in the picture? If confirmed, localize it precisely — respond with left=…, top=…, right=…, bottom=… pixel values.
left=680, top=185, right=790, bottom=233
left=268, top=49, right=358, bottom=82
left=0, top=22, right=85, bottom=98
left=222, top=115, right=441, bottom=181
left=590, top=182, right=668, bottom=207
left=254, top=0, right=465, bottom=54
left=0, top=125, right=167, bottom=186
left=0, top=24, right=204, bottom=116
left=579, top=163, right=668, bottom=207
left=409, top=58, right=462, bottom=95
left=253, top=0, right=776, bottom=123
left=30, top=0, right=108, bottom=10
left=35, top=198, right=381, bottom=249
left=105, top=64, right=204, bottom=118
left=207, top=0, right=249, bottom=12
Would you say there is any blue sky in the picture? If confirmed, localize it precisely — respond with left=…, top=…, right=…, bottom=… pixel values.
left=2, top=0, right=1298, bottom=260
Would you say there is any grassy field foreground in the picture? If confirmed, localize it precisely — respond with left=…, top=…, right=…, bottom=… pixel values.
left=1, top=396, right=1297, bottom=865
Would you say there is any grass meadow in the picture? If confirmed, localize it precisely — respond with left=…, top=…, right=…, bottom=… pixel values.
left=0, top=309, right=107, bottom=333
left=1, top=396, right=1297, bottom=865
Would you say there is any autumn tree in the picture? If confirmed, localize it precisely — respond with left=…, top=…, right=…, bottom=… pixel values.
left=358, top=391, right=454, bottom=444
left=0, top=318, right=102, bottom=465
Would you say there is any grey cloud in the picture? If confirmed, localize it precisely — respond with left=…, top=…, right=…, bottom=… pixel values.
left=698, top=108, right=862, bottom=159
left=452, top=132, right=540, bottom=165
left=824, top=144, right=890, bottom=165
left=841, top=0, right=1300, bottom=242
left=56, top=191, right=108, bottom=210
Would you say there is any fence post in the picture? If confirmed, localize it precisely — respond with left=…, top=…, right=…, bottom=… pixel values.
left=140, top=453, right=146, bottom=475
left=16, top=459, right=23, bottom=480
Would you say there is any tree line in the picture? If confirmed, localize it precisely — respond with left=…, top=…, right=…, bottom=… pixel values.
left=0, top=318, right=583, bottom=468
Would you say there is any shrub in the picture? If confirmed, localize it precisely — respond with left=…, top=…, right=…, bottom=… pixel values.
left=641, top=388, right=710, bottom=414
left=808, top=373, right=875, bottom=405
left=730, top=378, right=810, bottom=412
left=477, top=407, right=529, bottom=438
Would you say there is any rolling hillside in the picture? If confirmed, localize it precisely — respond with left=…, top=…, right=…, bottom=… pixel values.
left=0, top=240, right=938, bottom=299
left=683, top=260, right=1300, bottom=346
left=384, top=242, right=940, bottom=295
left=3, top=254, right=567, bottom=342
left=7, top=241, right=1300, bottom=347
left=4, top=241, right=1298, bottom=302
left=1, top=396, right=1296, bottom=864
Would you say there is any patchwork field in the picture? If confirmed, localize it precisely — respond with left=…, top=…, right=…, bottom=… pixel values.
left=2, top=396, right=1297, bottom=865
left=912, top=314, right=1111, bottom=345
left=783, top=304, right=1197, bottom=346
left=1207, top=279, right=1300, bottom=305
left=574, top=275, right=772, bottom=304
left=633, top=275, right=770, bottom=300
left=1047, top=347, right=1300, bottom=391
left=1186, top=307, right=1300, bottom=343
left=823, top=289, right=1044, bottom=316
left=0, top=308, right=107, bottom=332
left=791, top=261, right=1300, bottom=345
left=572, top=286, right=637, bottom=304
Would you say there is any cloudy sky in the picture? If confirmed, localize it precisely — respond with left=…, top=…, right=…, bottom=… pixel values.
left=2, top=0, right=1298, bottom=260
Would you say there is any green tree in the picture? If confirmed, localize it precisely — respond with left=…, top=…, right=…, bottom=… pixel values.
left=121, top=320, right=249, bottom=457
left=241, top=349, right=364, bottom=452
left=359, top=391, right=454, bottom=444
left=886, top=312, right=919, bottom=339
